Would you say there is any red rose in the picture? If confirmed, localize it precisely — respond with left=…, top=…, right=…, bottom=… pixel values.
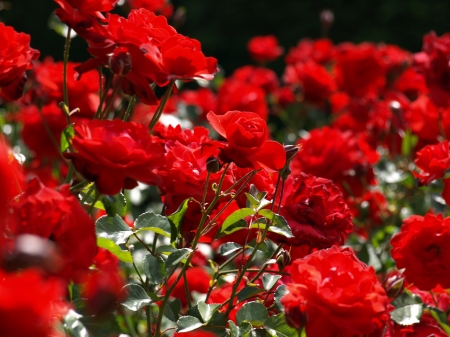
left=335, top=42, right=386, bottom=97
left=20, top=102, right=68, bottom=159
left=414, top=31, right=450, bottom=107
left=165, top=267, right=211, bottom=308
left=283, top=61, right=336, bottom=103
left=0, top=269, right=66, bottom=337
left=55, top=0, right=118, bottom=18
left=270, top=173, right=353, bottom=248
left=33, top=58, right=101, bottom=117
left=281, top=246, right=389, bottom=337
left=391, top=213, right=450, bottom=290
left=290, top=127, right=379, bottom=197
left=413, top=141, right=450, bottom=185
left=217, top=78, right=269, bottom=120
left=247, top=35, right=283, bottom=63
left=0, top=23, right=39, bottom=101
left=179, top=88, right=217, bottom=119
left=285, top=38, right=335, bottom=65
left=65, top=119, right=165, bottom=195
left=231, top=65, right=279, bottom=94
left=8, top=179, right=97, bottom=282
left=128, top=0, right=173, bottom=18
left=207, top=110, right=286, bottom=171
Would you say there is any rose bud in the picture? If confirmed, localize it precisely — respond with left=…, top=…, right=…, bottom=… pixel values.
left=284, top=301, right=308, bottom=330
left=206, top=156, right=220, bottom=173
left=276, top=248, right=291, bottom=271
left=320, top=9, right=334, bottom=30
left=108, top=47, right=132, bottom=76
left=383, top=270, right=405, bottom=298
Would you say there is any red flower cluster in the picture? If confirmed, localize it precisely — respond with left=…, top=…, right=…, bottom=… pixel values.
left=391, top=213, right=450, bottom=290
left=413, top=140, right=450, bottom=185
left=281, top=246, right=389, bottom=337
left=0, top=23, right=39, bottom=101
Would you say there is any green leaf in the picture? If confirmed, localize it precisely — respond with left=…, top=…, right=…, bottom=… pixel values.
left=97, top=237, right=132, bottom=263
left=237, top=286, right=264, bottom=303
left=142, top=254, right=165, bottom=285
left=198, top=302, right=221, bottom=323
left=248, top=329, right=267, bottom=337
left=165, top=248, right=192, bottom=267
left=428, top=307, right=450, bottom=334
left=236, top=301, right=269, bottom=327
left=274, top=285, right=288, bottom=313
left=64, top=310, right=89, bottom=337
left=60, top=124, right=74, bottom=152
left=245, top=192, right=261, bottom=208
left=219, top=242, right=242, bottom=256
left=258, top=210, right=294, bottom=238
left=264, top=314, right=298, bottom=337
left=96, top=215, right=133, bottom=245
left=155, top=245, right=176, bottom=255
left=177, top=315, right=204, bottom=332
left=229, top=320, right=252, bottom=337
left=217, top=219, right=247, bottom=237
left=390, top=304, right=424, bottom=325
left=164, top=298, right=182, bottom=322
left=102, top=193, right=127, bottom=217
left=168, top=198, right=191, bottom=242
left=262, top=274, right=282, bottom=291
left=134, top=212, right=171, bottom=238
left=121, top=284, right=151, bottom=311
left=391, top=291, right=423, bottom=308
left=221, top=208, right=255, bottom=233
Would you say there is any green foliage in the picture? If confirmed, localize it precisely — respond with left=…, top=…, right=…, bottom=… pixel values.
left=121, top=284, right=151, bottom=311
left=60, top=124, right=74, bottom=152
left=236, top=302, right=269, bottom=327
left=142, top=254, right=166, bottom=285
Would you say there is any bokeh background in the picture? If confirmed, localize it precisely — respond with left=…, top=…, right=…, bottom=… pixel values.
left=2, top=0, right=450, bottom=75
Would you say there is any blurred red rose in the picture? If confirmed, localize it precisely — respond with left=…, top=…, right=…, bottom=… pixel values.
left=217, top=78, right=269, bottom=120
left=285, top=38, right=335, bottom=65
left=0, top=23, right=39, bottom=101
left=65, top=119, right=165, bottom=195
left=414, top=31, right=450, bottom=107
left=127, top=0, right=173, bottom=17
left=335, top=43, right=386, bottom=97
left=0, top=269, right=66, bottom=337
left=232, top=65, right=279, bottom=94
left=33, top=58, right=101, bottom=117
left=270, top=173, right=353, bottom=248
left=179, top=87, right=217, bottom=119
left=290, top=127, right=379, bottom=197
left=283, top=61, right=336, bottom=103
left=8, top=178, right=97, bottom=282
left=391, top=213, right=450, bottom=290
left=165, top=267, right=211, bottom=308
left=394, top=68, right=428, bottom=101
left=281, top=246, right=389, bottom=337
left=174, top=331, right=217, bottom=337
left=247, top=35, right=283, bottom=63
left=55, top=0, right=118, bottom=19
left=207, top=110, right=286, bottom=171
left=413, top=140, right=450, bottom=185
left=20, top=102, right=67, bottom=159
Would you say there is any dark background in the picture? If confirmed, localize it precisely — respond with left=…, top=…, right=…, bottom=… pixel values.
left=2, top=0, right=450, bottom=75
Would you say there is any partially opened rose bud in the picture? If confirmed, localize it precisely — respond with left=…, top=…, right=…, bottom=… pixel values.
left=320, top=9, right=334, bottom=30
left=206, top=156, right=220, bottom=173
left=284, top=145, right=300, bottom=163
left=383, top=270, right=405, bottom=298
left=276, top=248, right=291, bottom=271
left=2, top=234, right=63, bottom=274
left=108, top=47, right=132, bottom=76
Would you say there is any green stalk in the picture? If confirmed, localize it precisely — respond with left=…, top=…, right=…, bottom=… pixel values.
left=149, top=81, right=175, bottom=133
left=63, top=28, right=72, bottom=109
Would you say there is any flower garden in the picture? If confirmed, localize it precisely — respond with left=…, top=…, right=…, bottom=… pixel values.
left=2, top=0, right=450, bottom=336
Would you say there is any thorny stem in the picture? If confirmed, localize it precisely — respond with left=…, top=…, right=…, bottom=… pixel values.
left=153, top=163, right=231, bottom=337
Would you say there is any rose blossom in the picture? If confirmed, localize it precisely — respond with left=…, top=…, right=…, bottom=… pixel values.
left=247, top=35, right=284, bottom=63
left=281, top=246, right=389, bottom=337
left=207, top=110, right=286, bottom=171
left=391, top=213, right=450, bottom=290
left=270, top=173, right=353, bottom=248
left=7, top=178, right=97, bottom=282
left=413, top=140, right=450, bottom=186
left=0, top=23, right=39, bottom=101
left=65, top=119, right=165, bottom=195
